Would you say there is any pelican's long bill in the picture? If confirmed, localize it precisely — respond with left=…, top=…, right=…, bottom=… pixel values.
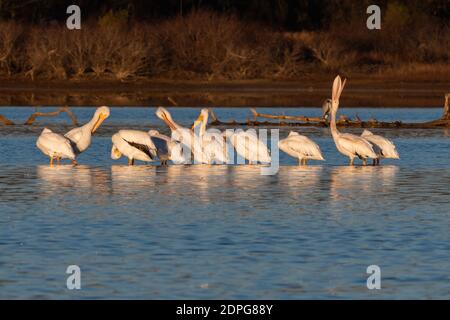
left=92, top=113, right=108, bottom=133
left=160, top=112, right=176, bottom=131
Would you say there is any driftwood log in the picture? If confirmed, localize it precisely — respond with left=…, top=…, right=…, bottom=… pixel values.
left=443, top=93, right=449, bottom=120
left=210, top=93, right=450, bottom=129
left=0, top=114, right=14, bottom=125
left=1, top=94, right=449, bottom=128
left=23, top=106, right=78, bottom=126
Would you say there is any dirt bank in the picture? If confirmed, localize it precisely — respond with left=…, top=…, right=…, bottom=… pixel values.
left=0, top=76, right=449, bottom=107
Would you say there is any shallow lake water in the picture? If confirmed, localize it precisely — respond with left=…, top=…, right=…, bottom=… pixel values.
left=0, top=107, right=449, bottom=299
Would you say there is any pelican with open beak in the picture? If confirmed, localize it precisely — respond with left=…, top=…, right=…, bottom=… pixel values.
left=65, top=106, right=110, bottom=157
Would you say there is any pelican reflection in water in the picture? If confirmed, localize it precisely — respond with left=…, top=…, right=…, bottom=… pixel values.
left=111, top=165, right=157, bottom=196
left=36, top=165, right=110, bottom=196
left=329, top=165, right=398, bottom=203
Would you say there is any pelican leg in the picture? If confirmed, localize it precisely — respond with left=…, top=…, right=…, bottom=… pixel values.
left=349, top=158, right=354, bottom=166
left=49, top=157, right=54, bottom=166
left=71, top=159, right=78, bottom=166
left=363, top=158, right=367, bottom=166
left=304, top=159, right=308, bottom=166
left=377, top=158, right=381, bottom=166
left=372, top=159, right=376, bottom=166
left=56, top=157, right=61, bottom=165
left=128, top=158, right=134, bottom=166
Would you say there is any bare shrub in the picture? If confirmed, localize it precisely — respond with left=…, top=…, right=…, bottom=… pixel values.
left=106, top=27, right=148, bottom=80
left=64, top=28, right=93, bottom=78
left=152, top=10, right=271, bottom=80
left=0, top=21, right=23, bottom=76
left=25, top=27, right=69, bottom=80
left=0, top=8, right=448, bottom=81
left=297, top=31, right=347, bottom=71
left=84, top=20, right=148, bottom=80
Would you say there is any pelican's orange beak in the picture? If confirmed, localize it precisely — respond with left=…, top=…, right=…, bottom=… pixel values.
left=162, top=112, right=177, bottom=131
left=191, top=114, right=203, bottom=130
left=92, top=113, right=108, bottom=133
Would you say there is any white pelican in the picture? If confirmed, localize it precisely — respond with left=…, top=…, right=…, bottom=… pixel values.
left=155, top=107, right=206, bottom=164
left=192, top=108, right=229, bottom=164
left=278, top=131, right=324, bottom=165
left=325, top=76, right=377, bottom=166
left=36, top=128, right=76, bottom=165
left=65, top=106, right=110, bottom=155
left=224, top=129, right=271, bottom=164
left=148, top=129, right=189, bottom=165
left=361, top=129, right=400, bottom=165
left=111, top=130, right=157, bottom=165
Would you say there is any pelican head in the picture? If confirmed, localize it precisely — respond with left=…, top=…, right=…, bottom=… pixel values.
left=92, top=106, right=110, bottom=133
left=191, top=108, right=209, bottom=130
left=156, top=107, right=178, bottom=131
left=322, top=99, right=332, bottom=120
left=111, top=145, right=122, bottom=160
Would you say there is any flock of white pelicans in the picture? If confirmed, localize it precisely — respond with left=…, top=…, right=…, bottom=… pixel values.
left=36, top=76, right=399, bottom=166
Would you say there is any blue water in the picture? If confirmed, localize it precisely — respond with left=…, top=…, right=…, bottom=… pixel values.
left=0, top=107, right=449, bottom=299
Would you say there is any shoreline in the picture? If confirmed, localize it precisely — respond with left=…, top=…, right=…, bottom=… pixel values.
left=1, top=77, right=449, bottom=107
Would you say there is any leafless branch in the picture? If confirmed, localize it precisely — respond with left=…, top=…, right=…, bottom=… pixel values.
left=24, top=106, right=78, bottom=126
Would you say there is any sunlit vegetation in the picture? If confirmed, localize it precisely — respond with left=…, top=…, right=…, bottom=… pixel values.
left=0, top=1, right=448, bottom=81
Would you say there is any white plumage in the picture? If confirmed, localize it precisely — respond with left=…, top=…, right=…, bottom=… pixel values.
left=327, top=76, right=377, bottom=165
left=148, top=129, right=189, bottom=164
left=278, top=131, right=324, bottom=165
left=192, top=109, right=229, bottom=164
left=65, top=106, right=110, bottom=154
left=361, top=129, right=399, bottom=164
left=36, top=128, right=76, bottom=165
left=111, top=130, right=157, bottom=165
left=155, top=107, right=207, bottom=164
left=225, top=129, right=271, bottom=164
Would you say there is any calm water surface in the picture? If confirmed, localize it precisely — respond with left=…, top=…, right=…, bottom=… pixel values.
left=0, top=107, right=449, bottom=299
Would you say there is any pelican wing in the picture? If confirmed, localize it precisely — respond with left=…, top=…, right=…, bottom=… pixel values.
left=150, top=136, right=169, bottom=160
left=338, top=133, right=377, bottom=158
left=37, top=131, right=75, bottom=159
left=362, top=134, right=399, bottom=158
left=125, top=140, right=156, bottom=160
left=280, top=135, right=324, bottom=160
left=117, top=130, right=157, bottom=160
left=232, top=132, right=271, bottom=163
left=203, top=132, right=229, bottom=163
left=64, top=127, right=83, bottom=143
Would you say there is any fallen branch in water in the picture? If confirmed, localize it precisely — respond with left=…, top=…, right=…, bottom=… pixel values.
left=210, top=116, right=450, bottom=128
left=443, top=93, right=450, bottom=120
left=24, top=106, right=78, bottom=126
left=0, top=114, right=15, bottom=125
left=250, top=108, right=323, bottom=123
left=209, top=93, right=450, bottom=129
